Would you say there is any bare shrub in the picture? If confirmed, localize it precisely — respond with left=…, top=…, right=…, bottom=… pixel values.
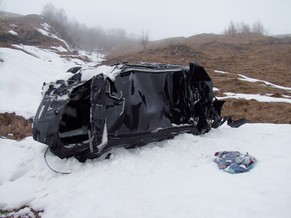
left=252, top=21, right=266, bottom=35
left=238, top=22, right=251, bottom=34
left=224, top=21, right=266, bottom=36
left=138, top=30, right=150, bottom=49
left=224, top=21, right=237, bottom=36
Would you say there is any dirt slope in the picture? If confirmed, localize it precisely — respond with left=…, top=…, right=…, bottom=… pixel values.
left=0, top=13, right=67, bottom=48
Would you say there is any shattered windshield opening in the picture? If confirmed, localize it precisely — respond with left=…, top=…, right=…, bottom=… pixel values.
left=58, top=81, right=91, bottom=144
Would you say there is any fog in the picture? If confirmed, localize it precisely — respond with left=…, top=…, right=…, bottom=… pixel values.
left=2, top=0, right=291, bottom=40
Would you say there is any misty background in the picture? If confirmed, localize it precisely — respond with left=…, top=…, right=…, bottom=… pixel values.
left=1, top=0, right=291, bottom=50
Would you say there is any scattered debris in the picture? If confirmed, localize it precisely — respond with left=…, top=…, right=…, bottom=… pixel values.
left=214, top=151, right=256, bottom=174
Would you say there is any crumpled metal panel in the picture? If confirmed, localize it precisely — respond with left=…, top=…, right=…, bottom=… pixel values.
left=33, top=62, right=225, bottom=161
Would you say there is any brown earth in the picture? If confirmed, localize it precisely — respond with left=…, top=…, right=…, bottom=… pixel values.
left=104, top=33, right=291, bottom=124
left=0, top=113, right=32, bottom=140
left=0, top=13, right=68, bottom=49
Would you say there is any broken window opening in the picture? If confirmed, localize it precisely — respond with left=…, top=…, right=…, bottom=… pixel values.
left=59, top=81, right=91, bottom=144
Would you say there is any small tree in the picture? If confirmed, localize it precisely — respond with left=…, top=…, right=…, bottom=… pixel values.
left=238, top=22, right=251, bottom=34
left=224, top=21, right=237, bottom=36
left=224, top=21, right=266, bottom=36
left=252, top=21, right=265, bottom=35
left=138, top=30, right=150, bottom=49
left=41, top=4, right=73, bottom=45
left=41, top=3, right=56, bottom=23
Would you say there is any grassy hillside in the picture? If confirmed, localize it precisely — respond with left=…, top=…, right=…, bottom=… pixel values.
left=104, top=34, right=291, bottom=124
left=0, top=13, right=67, bottom=48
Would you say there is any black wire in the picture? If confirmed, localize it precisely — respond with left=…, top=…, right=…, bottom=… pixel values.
left=44, top=147, right=72, bottom=175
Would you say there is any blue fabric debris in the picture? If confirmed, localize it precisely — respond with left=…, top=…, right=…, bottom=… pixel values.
left=214, top=151, right=256, bottom=174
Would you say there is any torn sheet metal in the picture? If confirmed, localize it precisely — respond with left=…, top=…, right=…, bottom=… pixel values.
left=33, top=62, right=225, bottom=161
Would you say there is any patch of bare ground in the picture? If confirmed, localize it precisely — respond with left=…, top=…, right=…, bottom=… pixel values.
left=104, top=34, right=291, bottom=123
left=0, top=113, right=32, bottom=140
left=222, top=99, right=291, bottom=124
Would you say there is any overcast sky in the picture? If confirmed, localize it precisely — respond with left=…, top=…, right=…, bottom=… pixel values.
left=2, top=0, right=291, bottom=40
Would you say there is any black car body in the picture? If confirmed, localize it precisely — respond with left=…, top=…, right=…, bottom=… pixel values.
left=33, top=62, right=225, bottom=161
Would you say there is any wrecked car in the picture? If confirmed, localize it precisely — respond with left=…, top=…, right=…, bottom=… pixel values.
left=33, top=62, right=226, bottom=161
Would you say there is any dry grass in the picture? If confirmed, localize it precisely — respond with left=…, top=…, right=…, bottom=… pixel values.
left=103, top=34, right=291, bottom=124
left=221, top=99, right=291, bottom=124
left=0, top=14, right=68, bottom=48
left=105, top=34, right=291, bottom=85
left=0, top=113, right=32, bottom=140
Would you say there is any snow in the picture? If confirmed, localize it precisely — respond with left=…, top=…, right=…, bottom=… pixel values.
left=0, top=46, right=103, bottom=118
left=80, top=65, right=121, bottom=82
left=36, top=28, right=53, bottom=38
left=36, top=23, right=71, bottom=51
left=213, top=87, right=219, bottom=92
left=77, top=50, right=105, bottom=63
left=219, top=92, right=291, bottom=103
left=0, top=124, right=291, bottom=218
left=41, top=23, right=51, bottom=32
left=50, top=46, right=68, bottom=52
left=282, top=94, right=291, bottom=99
left=238, top=74, right=291, bottom=91
left=8, top=30, right=18, bottom=36
left=95, top=123, right=108, bottom=151
left=213, top=70, right=229, bottom=74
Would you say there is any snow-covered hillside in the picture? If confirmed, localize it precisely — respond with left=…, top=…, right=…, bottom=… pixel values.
left=0, top=45, right=103, bottom=118
left=1, top=31, right=291, bottom=217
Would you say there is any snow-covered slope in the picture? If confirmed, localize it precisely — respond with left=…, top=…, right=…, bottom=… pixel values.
left=0, top=45, right=103, bottom=118
left=1, top=29, right=291, bottom=218
left=0, top=124, right=291, bottom=218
